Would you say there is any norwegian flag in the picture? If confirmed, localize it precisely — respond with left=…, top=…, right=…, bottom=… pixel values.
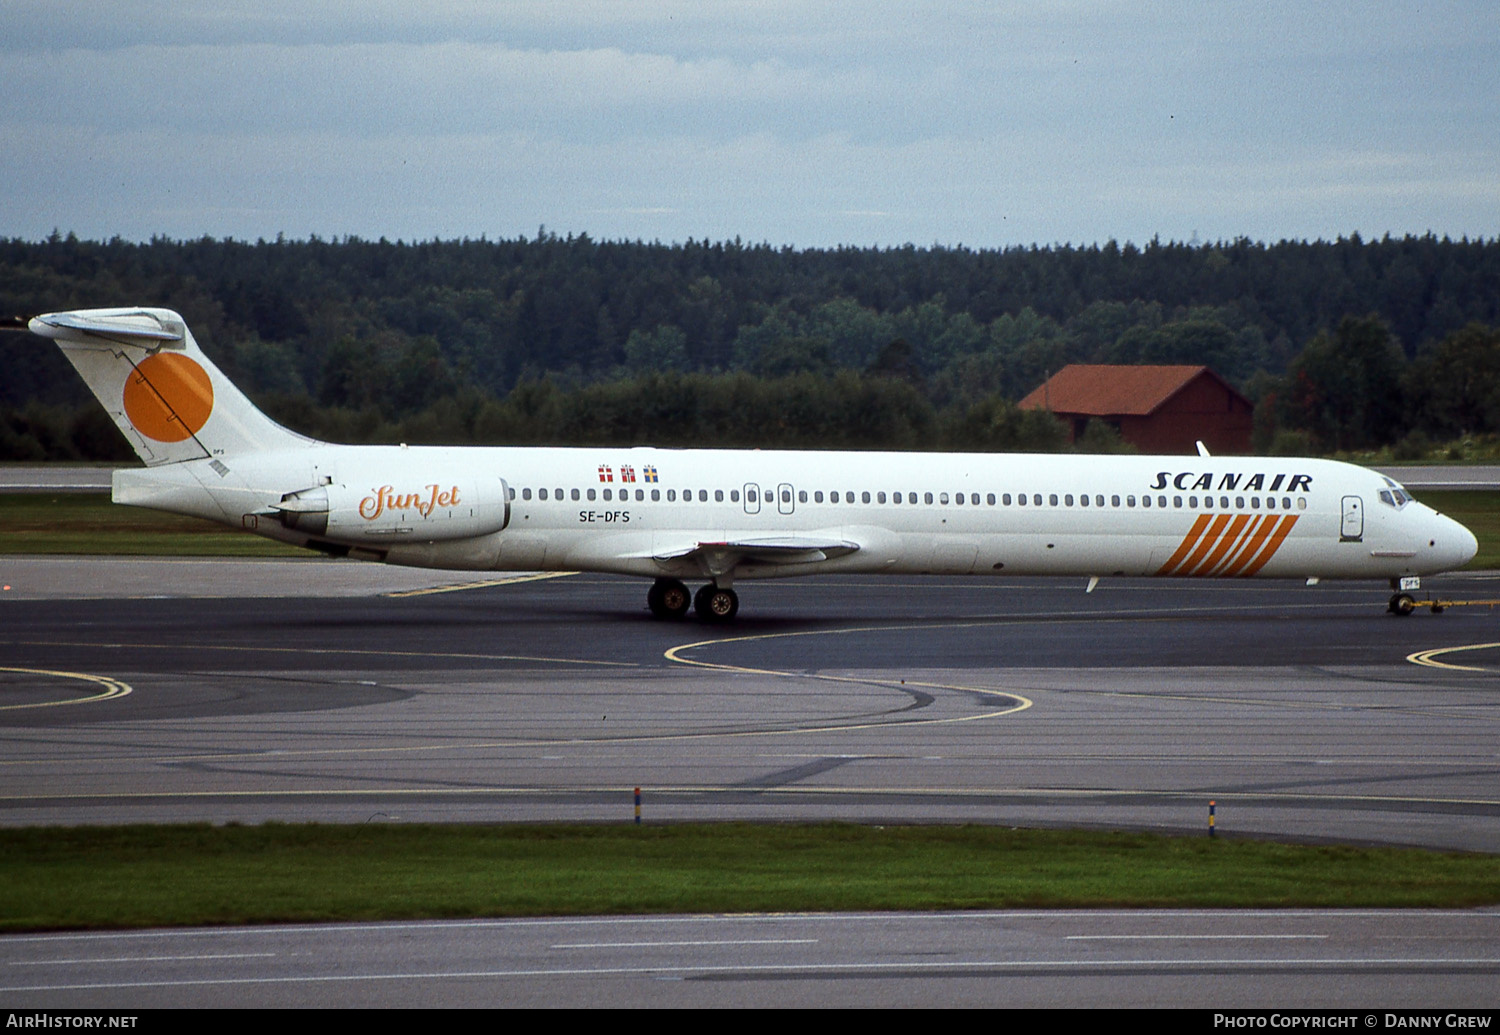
left=621, top=465, right=636, bottom=483
left=597, top=464, right=613, bottom=483
left=643, top=465, right=659, bottom=483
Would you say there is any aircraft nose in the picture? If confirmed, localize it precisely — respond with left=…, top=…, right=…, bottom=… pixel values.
left=1458, top=521, right=1479, bottom=567
left=1438, top=514, right=1478, bottom=570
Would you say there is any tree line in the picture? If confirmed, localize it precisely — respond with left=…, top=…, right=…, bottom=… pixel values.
left=2, top=232, right=1498, bottom=460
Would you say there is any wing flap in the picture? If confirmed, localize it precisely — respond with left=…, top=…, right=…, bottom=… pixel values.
left=649, top=536, right=860, bottom=573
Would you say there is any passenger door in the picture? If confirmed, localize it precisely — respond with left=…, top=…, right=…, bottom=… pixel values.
left=1340, top=495, right=1364, bottom=542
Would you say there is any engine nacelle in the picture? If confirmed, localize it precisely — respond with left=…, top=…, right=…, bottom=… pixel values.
left=276, top=475, right=510, bottom=543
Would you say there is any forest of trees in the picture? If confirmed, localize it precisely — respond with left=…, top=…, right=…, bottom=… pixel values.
left=2, top=231, right=1498, bottom=460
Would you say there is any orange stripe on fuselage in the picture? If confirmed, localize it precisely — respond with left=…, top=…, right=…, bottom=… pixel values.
left=1186, top=514, right=1250, bottom=576
left=1210, top=514, right=1274, bottom=577
left=1237, top=515, right=1299, bottom=577
left=1173, top=514, right=1232, bottom=577
left=1155, top=514, right=1212, bottom=576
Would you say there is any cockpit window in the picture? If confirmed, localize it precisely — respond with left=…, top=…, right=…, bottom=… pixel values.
left=1379, top=476, right=1411, bottom=508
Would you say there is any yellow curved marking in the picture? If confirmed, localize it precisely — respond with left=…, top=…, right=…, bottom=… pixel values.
left=1407, top=642, right=1500, bottom=672
left=0, top=666, right=132, bottom=710
left=664, top=623, right=1033, bottom=730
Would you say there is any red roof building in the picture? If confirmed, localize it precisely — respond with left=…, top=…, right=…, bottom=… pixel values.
left=1018, top=365, right=1253, bottom=455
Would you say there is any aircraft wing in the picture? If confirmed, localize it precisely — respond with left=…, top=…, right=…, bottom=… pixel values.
left=651, top=536, right=860, bottom=576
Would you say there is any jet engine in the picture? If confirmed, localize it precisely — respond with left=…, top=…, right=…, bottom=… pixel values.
left=274, top=475, right=510, bottom=543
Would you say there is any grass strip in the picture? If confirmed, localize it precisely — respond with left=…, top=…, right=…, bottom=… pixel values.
left=3, top=823, right=1499, bottom=932
left=0, top=493, right=301, bottom=556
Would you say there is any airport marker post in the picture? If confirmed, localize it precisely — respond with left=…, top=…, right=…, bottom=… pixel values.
left=1209, top=800, right=1216, bottom=838
left=635, top=786, right=642, bottom=825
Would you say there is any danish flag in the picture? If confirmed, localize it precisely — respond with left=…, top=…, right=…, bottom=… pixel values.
left=597, top=464, right=613, bottom=483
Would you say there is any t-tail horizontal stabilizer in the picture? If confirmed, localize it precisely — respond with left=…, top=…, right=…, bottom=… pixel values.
left=29, top=307, right=314, bottom=466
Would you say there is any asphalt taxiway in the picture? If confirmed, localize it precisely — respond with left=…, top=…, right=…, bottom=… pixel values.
left=5, top=558, right=1500, bottom=1007
left=2, top=559, right=1498, bottom=851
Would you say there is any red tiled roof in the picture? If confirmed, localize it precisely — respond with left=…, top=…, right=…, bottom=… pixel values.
left=1017, top=365, right=1238, bottom=416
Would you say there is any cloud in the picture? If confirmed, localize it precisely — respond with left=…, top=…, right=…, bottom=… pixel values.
left=1, top=2, right=1496, bottom=246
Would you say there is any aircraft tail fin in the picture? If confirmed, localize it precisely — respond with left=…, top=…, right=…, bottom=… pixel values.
left=29, top=307, right=315, bottom=466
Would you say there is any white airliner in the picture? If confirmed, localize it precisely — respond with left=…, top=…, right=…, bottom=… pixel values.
left=29, top=307, right=1478, bottom=620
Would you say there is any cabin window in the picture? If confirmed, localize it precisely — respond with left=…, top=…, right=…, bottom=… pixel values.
left=1097, top=495, right=1106, bottom=507
left=1033, top=494, right=1043, bottom=506
left=813, top=491, right=823, bottom=503
left=892, top=491, right=902, bottom=504
left=651, top=489, right=660, bottom=501
left=1110, top=495, right=1119, bottom=507
left=876, top=491, right=886, bottom=503
left=507, top=487, right=516, bottom=500
left=1297, top=498, right=1307, bottom=510
left=1235, top=496, right=1245, bottom=509
left=1189, top=496, right=1199, bottom=508
left=713, top=489, right=723, bottom=502
left=1158, top=496, right=1167, bottom=508
left=569, top=488, right=579, bottom=501
left=522, top=488, right=532, bottom=500
left=842, top=491, right=852, bottom=503
left=987, top=493, right=996, bottom=505
left=1141, top=495, right=1150, bottom=508
left=1174, top=496, right=1183, bottom=508
left=954, top=492, right=963, bottom=505
left=1126, top=495, right=1135, bottom=507
left=1003, top=493, right=1012, bottom=505
left=908, top=492, right=918, bottom=504
left=697, top=490, right=707, bottom=502
left=862, top=491, right=872, bottom=504
left=1284, top=497, right=1293, bottom=510
left=667, top=489, right=676, bottom=501
left=925, top=492, right=934, bottom=504
left=605, top=489, right=614, bottom=501
left=1203, top=496, right=1213, bottom=509
left=1252, top=497, right=1261, bottom=509
left=587, top=488, right=597, bottom=501
left=939, top=492, right=950, bottom=504
left=1220, top=496, right=1229, bottom=509
left=634, top=489, right=642, bottom=501
left=1049, top=494, right=1058, bottom=506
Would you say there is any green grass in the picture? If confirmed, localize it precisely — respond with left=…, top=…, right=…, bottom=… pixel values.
left=3, top=823, right=1499, bottom=932
left=0, top=493, right=302, bottom=556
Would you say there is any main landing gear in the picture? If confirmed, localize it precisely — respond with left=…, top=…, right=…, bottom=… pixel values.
left=647, top=578, right=738, bottom=622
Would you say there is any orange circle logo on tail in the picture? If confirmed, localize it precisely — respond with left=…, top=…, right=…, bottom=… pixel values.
left=122, top=353, right=214, bottom=442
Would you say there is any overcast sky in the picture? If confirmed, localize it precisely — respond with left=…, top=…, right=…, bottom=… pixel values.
left=2, top=1, right=1496, bottom=248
